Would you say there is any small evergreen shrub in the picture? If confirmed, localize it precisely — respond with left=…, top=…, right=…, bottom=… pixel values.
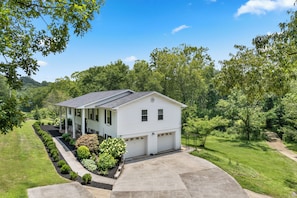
left=97, top=153, right=117, bottom=172
left=62, top=133, right=71, bottom=142
left=82, top=173, right=92, bottom=184
left=60, top=164, right=71, bottom=174
left=75, top=134, right=99, bottom=153
left=50, top=148, right=59, bottom=157
left=70, top=171, right=78, bottom=181
left=69, top=139, right=76, bottom=146
left=47, top=142, right=56, bottom=150
left=81, top=159, right=97, bottom=172
left=52, top=153, right=60, bottom=162
left=57, top=160, right=67, bottom=168
left=77, top=146, right=91, bottom=160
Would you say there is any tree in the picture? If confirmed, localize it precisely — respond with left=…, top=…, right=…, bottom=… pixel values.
left=252, top=11, right=297, bottom=96
left=184, top=116, right=228, bottom=148
left=0, top=94, right=24, bottom=134
left=0, top=0, right=103, bottom=133
left=217, top=91, right=265, bottom=140
left=1, top=0, right=104, bottom=89
left=150, top=44, right=214, bottom=106
left=128, top=60, right=162, bottom=92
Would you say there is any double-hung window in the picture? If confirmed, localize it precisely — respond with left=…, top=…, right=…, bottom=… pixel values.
left=158, top=109, right=163, bottom=120
left=141, top=110, right=148, bottom=122
left=95, top=109, right=99, bottom=121
left=105, top=110, right=112, bottom=125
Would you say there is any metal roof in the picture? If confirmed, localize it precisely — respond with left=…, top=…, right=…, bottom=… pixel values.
left=55, top=89, right=133, bottom=108
left=56, top=89, right=187, bottom=109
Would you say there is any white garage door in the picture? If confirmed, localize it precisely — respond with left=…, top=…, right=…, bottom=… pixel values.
left=157, top=132, right=175, bottom=153
left=124, top=136, right=147, bottom=158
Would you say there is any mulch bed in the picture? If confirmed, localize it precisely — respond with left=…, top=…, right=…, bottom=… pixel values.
left=36, top=125, right=113, bottom=190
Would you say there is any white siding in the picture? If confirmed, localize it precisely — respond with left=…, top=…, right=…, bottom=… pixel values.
left=117, top=93, right=182, bottom=135
left=117, top=93, right=182, bottom=155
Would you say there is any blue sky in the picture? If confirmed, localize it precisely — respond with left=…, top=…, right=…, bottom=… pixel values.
left=33, top=0, right=295, bottom=82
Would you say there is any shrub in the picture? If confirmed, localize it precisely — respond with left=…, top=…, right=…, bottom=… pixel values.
left=70, top=171, right=78, bottom=181
left=50, top=148, right=59, bottom=157
left=52, top=153, right=60, bottom=162
left=62, top=133, right=71, bottom=142
left=60, top=164, right=71, bottom=174
left=47, top=142, right=56, bottom=150
left=69, top=139, right=76, bottom=146
left=77, top=146, right=91, bottom=160
left=99, top=169, right=109, bottom=175
left=81, top=159, right=97, bottom=172
left=57, top=160, right=66, bottom=167
left=75, top=134, right=99, bottom=153
left=99, top=138, right=126, bottom=159
left=82, top=173, right=92, bottom=184
left=97, top=153, right=117, bottom=172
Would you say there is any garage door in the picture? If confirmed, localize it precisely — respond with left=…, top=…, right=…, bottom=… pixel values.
left=157, top=132, right=175, bottom=153
left=124, top=136, right=147, bottom=158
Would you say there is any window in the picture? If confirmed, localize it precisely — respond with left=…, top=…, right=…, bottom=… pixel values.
left=158, top=109, right=163, bottom=120
left=76, top=109, right=81, bottom=117
left=68, top=108, right=71, bottom=115
left=142, top=110, right=148, bottom=122
left=88, top=109, right=94, bottom=120
left=105, top=110, right=112, bottom=125
left=95, top=109, right=99, bottom=121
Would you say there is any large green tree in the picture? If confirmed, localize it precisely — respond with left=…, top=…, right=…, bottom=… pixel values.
left=1, top=0, right=104, bottom=88
left=150, top=44, right=214, bottom=106
left=0, top=0, right=104, bottom=133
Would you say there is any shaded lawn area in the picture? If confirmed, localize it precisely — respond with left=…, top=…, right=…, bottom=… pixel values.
left=0, top=120, right=68, bottom=198
left=182, top=135, right=297, bottom=198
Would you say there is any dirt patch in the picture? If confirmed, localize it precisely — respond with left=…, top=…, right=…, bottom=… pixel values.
left=267, top=139, right=297, bottom=162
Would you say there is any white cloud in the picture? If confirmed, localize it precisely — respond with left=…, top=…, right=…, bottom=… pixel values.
left=172, top=25, right=190, bottom=34
left=235, top=0, right=295, bottom=17
left=124, top=56, right=137, bottom=62
left=37, top=60, right=48, bottom=66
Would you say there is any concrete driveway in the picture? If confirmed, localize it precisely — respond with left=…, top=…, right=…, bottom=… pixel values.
left=111, top=152, right=248, bottom=198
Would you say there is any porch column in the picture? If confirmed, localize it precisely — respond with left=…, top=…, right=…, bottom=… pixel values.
left=82, top=109, right=85, bottom=135
left=65, top=107, right=68, bottom=134
left=59, top=106, right=62, bottom=132
left=72, top=108, right=76, bottom=139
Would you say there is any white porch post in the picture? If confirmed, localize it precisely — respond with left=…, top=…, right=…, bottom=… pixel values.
left=82, top=109, right=85, bottom=135
left=72, top=108, right=76, bottom=139
left=59, top=106, right=62, bottom=132
left=65, top=107, right=68, bottom=134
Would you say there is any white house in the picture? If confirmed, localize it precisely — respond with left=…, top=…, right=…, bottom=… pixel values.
left=56, top=89, right=186, bottom=159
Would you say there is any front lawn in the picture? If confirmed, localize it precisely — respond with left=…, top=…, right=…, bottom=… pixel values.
left=0, top=120, right=68, bottom=198
left=182, top=135, right=297, bottom=198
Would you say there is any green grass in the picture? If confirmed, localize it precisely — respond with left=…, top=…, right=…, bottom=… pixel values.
left=0, top=120, right=68, bottom=198
left=285, top=142, right=297, bottom=153
left=182, top=135, right=297, bottom=198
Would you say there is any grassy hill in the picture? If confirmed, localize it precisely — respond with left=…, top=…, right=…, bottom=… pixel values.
left=182, top=135, right=297, bottom=197
left=0, top=120, right=67, bottom=198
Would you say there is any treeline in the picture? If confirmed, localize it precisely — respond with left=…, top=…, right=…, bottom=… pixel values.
left=4, top=11, right=297, bottom=144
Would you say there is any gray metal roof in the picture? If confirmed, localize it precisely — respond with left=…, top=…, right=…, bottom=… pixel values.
left=56, top=89, right=132, bottom=108
left=56, top=89, right=186, bottom=109
left=98, top=91, right=154, bottom=109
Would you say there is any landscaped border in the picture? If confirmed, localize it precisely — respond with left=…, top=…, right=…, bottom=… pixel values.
left=33, top=122, right=112, bottom=190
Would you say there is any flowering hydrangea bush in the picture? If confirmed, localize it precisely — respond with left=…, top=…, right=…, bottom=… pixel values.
left=99, top=138, right=126, bottom=159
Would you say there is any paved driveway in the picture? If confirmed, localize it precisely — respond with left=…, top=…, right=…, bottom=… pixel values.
left=111, top=152, right=248, bottom=198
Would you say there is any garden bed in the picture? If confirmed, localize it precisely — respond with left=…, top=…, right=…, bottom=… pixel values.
left=35, top=124, right=113, bottom=190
